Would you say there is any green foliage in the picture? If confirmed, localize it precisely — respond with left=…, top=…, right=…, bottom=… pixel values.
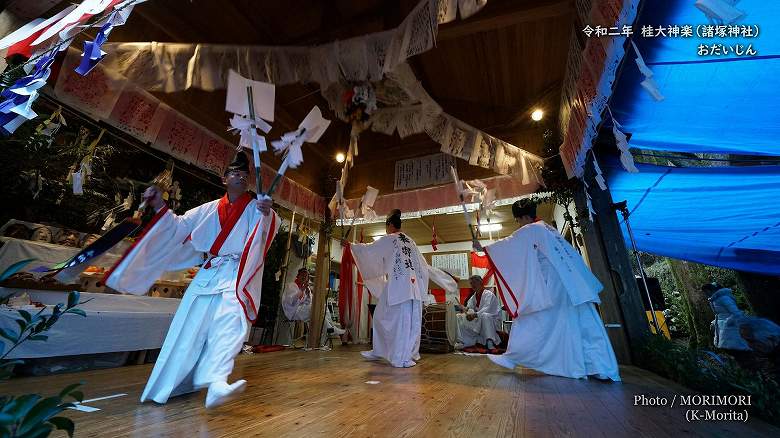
left=0, top=388, right=83, bottom=438
left=637, top=335, right=780, bottom=425
left=0, top=291, right=88, bottom=437
left=637, top=252, right=753, bottom=339
left=645, top=259, right=690, bottom=337
left=533, top=129, right=589, bottom=230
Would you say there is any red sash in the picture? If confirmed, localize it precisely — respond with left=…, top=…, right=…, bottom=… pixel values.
left=484, top=248, right=520, bottom=319
left=203, top=193, right=252, bottom=268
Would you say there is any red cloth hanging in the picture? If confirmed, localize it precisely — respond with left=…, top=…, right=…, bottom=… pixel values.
left=430, top=217, right=438, bottom=251
left=339, top=242, right=354, bottom=340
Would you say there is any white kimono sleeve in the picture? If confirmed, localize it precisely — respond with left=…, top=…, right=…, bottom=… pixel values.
left=281, top=281, right=304, bottom=320
left=236, top=210, right=281, bottom=322
left=105, top=204, right=209, bottom=295
left=483, top=226, right=553, bottom=317
left=426, top=265, right=458, bottom=297
left=537, top=224, right=603, bottom=305
left=351, top=236, right=393, bottom=298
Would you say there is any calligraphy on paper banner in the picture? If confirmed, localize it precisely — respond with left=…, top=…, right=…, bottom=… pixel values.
left=394, top=153, right=455, bottom=190
left=436, top=116, right=476, bottom=162
left=469, top=133, right=499, bottom=169
left=197, top=133, right=234, bottom=175
left=432, top=253, right=469, bottom=279
left=154, top=112, right=204, bottom=164
left=54, top=48, right=124, bottom=120
left=107, top=88, right=166, bottom=144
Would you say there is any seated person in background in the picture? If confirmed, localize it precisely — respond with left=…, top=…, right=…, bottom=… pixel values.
left=704, top=283, right=751, bottom=363
left=282, top=268, right=344, bottom=335
left=739, top=316, right=780, bottom=379
left=455, top=275, right=501, bottom=350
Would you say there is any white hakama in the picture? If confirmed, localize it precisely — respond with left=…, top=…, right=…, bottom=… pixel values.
left=106, top=194, right=279, bottom=405
left=351, top=232, right=455, bottom=368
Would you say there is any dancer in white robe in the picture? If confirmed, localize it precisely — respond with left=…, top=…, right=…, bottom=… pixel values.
left=351, top=209, right=456, bottom=368
left=282, top=268, right=345, bottom=337
left=105, top=152, right=281, bottom=407
left=476, top=200, right=620, bottom=381
left=456, top=275, right=501, bottom=349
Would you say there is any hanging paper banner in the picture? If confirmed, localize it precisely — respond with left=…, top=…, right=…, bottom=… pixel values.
left=197, top=132, right=234, bottom=175
left=54, top=47, right=124, bottom=120
left=469, top=132, right=498, bottom=169
left=439, top=117, right=476, bottom=162
left=432, top=253, right=469, bottom=279
left=394, top=153, right=455, bottom=190
left=154, top=110, right=205, bottom=164
left=106, top=87, right=166, bottom=143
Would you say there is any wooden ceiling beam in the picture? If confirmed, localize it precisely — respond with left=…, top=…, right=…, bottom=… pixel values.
left=286, top=2, right=392, bottom=46
left=502, top=79, right=563, bottom=129
left=417, top=217, right=445, bottom=244
left=437, top=0, right=572, bottom=41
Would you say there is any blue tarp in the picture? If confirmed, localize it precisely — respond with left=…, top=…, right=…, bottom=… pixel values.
left=610, top=0, right=780, bottom=156
left=605, top=161, right=780, bottom=275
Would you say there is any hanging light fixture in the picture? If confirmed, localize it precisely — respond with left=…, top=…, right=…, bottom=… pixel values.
left=335, top=152, right=346, bottom=163
left=531, top=109, right=544, bottom=122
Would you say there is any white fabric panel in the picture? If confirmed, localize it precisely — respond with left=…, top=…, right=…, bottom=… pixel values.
left=0, top=289, right=180, bottom=359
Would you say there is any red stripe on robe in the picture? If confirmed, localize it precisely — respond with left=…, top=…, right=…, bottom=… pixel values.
left=209, top=192, right=252, bottom=257
left=483, top=249, right=520, bottom=319
left=236, top=212, right=278, bottom=322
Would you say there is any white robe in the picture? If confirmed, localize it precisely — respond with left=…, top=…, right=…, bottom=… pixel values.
left=282, top=281, right=312, bottom=321
left=106, top=198, right=280, bottom=403
left=457, top=289, right=501, bottom=347
left=485, top=221, right=620, bottom=381
left=281, top=280, right=339, bottom=336
left=351, top=232, right=456, bottom=367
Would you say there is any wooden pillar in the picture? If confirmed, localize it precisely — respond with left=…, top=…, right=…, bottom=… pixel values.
left=574, top=151, right=650, bottom=364
left=308, top=223, right=330, bottom=348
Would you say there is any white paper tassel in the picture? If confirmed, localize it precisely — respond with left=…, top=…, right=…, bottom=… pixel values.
left=631, top=41, right=664, bottom=101
left=583, top=182, right=595, bottom=222
left=520, top=154, right=530, bottom=185
left=71, top=170, right=83, bottom=195
left=640, top=77, right=665, bottom=102
left=228, top=114, right=271, bottom=149
left=592, top=155, right=608, bottom=191
left=609, top=110, right=639, bottom=174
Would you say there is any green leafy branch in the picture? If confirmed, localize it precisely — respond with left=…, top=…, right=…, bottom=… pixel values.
left=1, top=292, right=88, bottom=377
left=1, top=290, right=89, bottom=438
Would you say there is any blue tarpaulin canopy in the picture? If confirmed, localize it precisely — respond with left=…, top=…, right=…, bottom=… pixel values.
left=605, top=161, right=780, bottom=275
left=604, top=0, right=780, bottom=274
left=610, top=0, right=780, bottom=156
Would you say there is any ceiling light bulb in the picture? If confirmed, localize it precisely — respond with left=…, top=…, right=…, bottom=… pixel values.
left=335, top=152, right=346, bottom=163
left=531, top=109, right=544, bottom=121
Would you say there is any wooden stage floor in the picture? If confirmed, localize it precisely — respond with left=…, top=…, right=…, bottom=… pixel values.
left=2, top=345, right=778, bottom=437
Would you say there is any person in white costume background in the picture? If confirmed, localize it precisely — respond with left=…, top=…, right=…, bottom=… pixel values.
left=282, top=267, right=345, bottom=337
left=105, top=152, right=281, bottom=408
left=350, top=209, right=457, bottom=368
left=456, top=275, right=501, bottom=350
left=475, top=199, right=620, bottom=381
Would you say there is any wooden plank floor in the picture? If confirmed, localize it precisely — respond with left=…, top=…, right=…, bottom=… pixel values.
left=2, top=345, right=778, bottom=437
